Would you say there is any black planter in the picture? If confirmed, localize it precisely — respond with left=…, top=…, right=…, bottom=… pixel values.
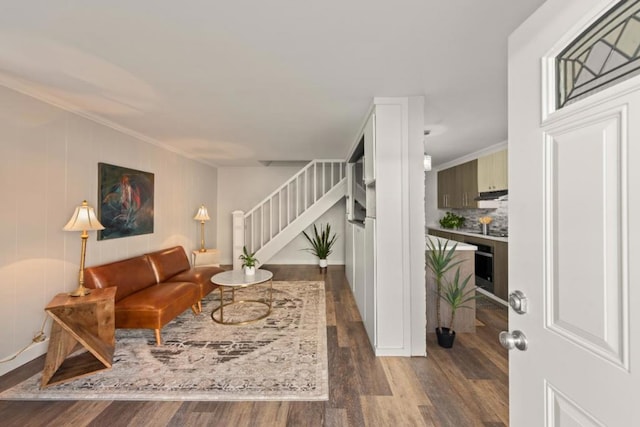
left=436, top=327, right=456, bottom=348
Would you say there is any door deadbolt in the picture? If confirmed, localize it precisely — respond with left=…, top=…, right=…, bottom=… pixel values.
left=499, top=330, right=528, bottom=351
left=509, top=290, right=528, bottom=314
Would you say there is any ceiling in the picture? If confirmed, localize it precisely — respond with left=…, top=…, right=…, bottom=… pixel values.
left=0, top=0, right=545, bottom=167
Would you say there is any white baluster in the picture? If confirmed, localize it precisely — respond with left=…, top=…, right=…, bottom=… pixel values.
left=232, top=210, right=245, bottom=271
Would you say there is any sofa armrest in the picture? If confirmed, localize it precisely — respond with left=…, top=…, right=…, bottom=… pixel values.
left=167, top=266, right=225, bottom=299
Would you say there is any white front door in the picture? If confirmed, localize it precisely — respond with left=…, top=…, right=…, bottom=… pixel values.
left=509, top=0, right=639, bottom=425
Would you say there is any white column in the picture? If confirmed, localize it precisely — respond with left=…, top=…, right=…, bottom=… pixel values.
left=232, top=210, right=245, bottom=271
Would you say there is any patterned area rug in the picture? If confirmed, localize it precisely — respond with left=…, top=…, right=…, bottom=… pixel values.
left=1, top=281, right=328, bottom=401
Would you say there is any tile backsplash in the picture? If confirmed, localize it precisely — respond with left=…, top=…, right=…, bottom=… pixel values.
left=437, top=200, right=508, bottom=234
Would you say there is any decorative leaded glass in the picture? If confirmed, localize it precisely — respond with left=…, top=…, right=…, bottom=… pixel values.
left=557, top=0, right=640, bottom=109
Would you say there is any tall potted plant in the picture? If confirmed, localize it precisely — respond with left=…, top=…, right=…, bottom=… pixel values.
left=426, top=237, right=463, bottom=342
left=239, top=245, right=258, bottom=275
left=438, top=267, right=478, bottom=348
left=302, top=223, right=337, bottom=268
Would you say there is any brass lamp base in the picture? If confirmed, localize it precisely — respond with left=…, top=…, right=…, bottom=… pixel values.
left=198, top=221, right=207, bottom=252
left=69, top=284, right=92, bottom=297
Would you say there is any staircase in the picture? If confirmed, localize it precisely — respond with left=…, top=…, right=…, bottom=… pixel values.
left=232, top=160, right=347, bottom=269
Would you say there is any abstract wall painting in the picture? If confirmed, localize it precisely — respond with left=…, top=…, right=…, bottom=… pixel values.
left=98, top=163, right=154, bottom=240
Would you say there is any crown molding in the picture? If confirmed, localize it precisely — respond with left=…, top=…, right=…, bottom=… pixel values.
left=0, top=75, right=220, bottom=168
left=434, top=140, right=508, bottom=171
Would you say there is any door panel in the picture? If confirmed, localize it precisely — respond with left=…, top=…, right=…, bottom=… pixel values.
left=546, top=383, right=604, bottom=427
left=544, top=111, right=628, bottom=368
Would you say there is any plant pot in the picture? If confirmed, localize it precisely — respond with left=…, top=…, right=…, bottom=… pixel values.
left=318, top=259, right=328, bottom=268
left=435, top=327, right=456, bottom=348
left=244, top=266, right=256, bottom=275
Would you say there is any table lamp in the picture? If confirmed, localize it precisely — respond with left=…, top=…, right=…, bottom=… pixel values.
left=194, top=204, right=210, bottom=252
left=63, top=200, right=105, bottom=297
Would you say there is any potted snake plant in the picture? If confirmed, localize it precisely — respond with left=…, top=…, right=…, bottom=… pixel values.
left=426, top=237, right=463, bottom=346
left=302, top=223, right=337, bottom=268
left=437, top=267, right=478, bottom=348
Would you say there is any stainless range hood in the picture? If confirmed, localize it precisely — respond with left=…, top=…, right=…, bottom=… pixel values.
left=475, top=189, right=508, bottom=201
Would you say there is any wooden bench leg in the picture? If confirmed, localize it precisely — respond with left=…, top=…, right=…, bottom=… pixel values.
left=191, top=304, right=199, bottom=314
left=154, top=329, right=162, bottom=346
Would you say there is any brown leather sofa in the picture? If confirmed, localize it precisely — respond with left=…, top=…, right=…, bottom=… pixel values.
left=84, top=246, right=224, bottom=345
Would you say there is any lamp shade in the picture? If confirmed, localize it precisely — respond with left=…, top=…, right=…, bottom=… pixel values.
left=63, top=200, right=105, bottom=231
left=194, top=205, right=210, bottom=221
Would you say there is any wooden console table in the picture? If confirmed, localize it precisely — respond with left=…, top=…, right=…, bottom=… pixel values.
left=41, top=287, right=116, bottom=388
left=192, top=248, right=220, bottom=267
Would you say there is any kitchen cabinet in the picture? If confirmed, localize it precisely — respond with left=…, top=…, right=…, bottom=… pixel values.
left=492, top=240, right=508, bottom=301
left=437, top=160, right=478, bottom=209
left=437, top=167, right=457, bottom=208
left=428, top=228, right=509, bottom=301
left=457, top=160, right=479, bottom=208
left=427, top=228, right=457, bottom=241
left=477, top=149, right=508, bottom=192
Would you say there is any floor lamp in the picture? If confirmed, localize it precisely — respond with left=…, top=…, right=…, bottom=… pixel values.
left=63, top=200, right=105, bottom=297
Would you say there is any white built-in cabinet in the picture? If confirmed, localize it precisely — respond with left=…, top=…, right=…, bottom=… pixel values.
left=363, top=113, right=377, bottom=217
left=344, top=222, right=354, bottom=292
left=363, top=217, right=375, bottom=347
left=363, top=112, right=376, bottom=185
left=477, top=149, right=508, bottom=192
left=345, top=97, right=425, bottom=357
left=352, top=223, right=365, bottom=317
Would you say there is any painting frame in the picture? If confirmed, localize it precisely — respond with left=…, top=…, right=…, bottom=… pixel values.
left=98, top=163, right=154, bottom=241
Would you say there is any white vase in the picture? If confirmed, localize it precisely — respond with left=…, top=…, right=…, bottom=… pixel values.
left=318, top=259, right=328, bottom=268
left=244, top=266, right=256, bottom=275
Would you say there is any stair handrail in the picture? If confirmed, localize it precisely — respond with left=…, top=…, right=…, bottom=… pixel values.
left=233, top=158, right=346, bottom=269
left=243, top=159, right=345, bottom=219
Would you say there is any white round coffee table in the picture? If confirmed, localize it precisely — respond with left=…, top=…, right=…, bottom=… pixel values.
left=210, top=269, right=273, bottom=325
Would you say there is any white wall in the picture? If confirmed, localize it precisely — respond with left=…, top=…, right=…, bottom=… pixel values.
left=0, top=85, right=218, bottom=375
left=425, top=170, right=439, bottom=230
left=216, top=166, right=345, bottom=265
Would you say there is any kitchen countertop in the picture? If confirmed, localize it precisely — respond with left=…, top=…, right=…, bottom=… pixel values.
left=426, top=235, right=477, bottom=251
left=427, top=226, right=509, bottom=243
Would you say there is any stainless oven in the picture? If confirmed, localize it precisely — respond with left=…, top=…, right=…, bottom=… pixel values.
left=470, top=242, right=494, bottom=294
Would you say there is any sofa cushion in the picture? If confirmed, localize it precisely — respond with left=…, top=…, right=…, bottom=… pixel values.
left=146, top=246, right=191, bottom=283
left=114, top=281, right=199, bottom=330
left=168, top=266, right=224, bottom=298
left=84, top=255, right=157, bottom=302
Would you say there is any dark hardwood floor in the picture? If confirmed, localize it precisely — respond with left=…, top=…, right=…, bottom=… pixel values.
left=0, top=265, right=508, bottom=426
